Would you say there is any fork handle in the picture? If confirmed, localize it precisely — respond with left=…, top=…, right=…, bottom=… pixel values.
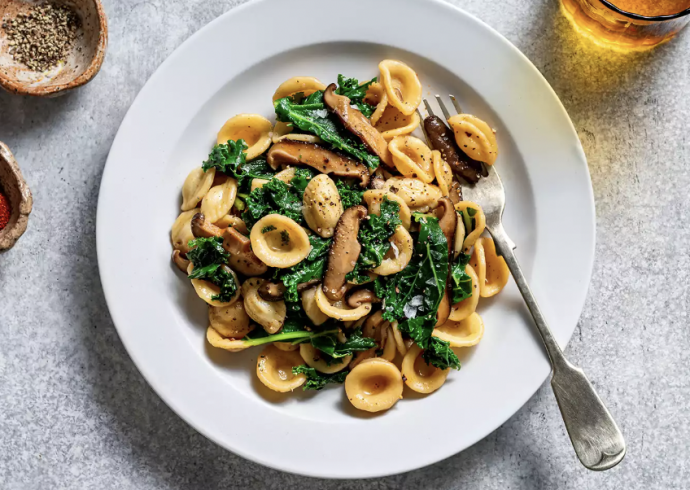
left=489, top=224, right=626, bottom=471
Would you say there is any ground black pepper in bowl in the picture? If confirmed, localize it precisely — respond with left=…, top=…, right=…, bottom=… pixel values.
left=2, top=2, right=81, bottom=72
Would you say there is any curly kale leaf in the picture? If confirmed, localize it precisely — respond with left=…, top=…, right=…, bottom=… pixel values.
left=450, top=252, right=473, bottom=304
left=242, top=170, right=314, bottom=230
left=274, top=95, right=380, bottom=170
left=201, top=139, right=275, bottom=192
left=310, top=327, right=376, bottom=360
left=375, top=215, right=459, bottom=370
left=335, top=74, right=377, bottom=118
left=292, top=365, right=349, bottom=391
left=186, top=237, right=237, bottom=302
left=423, top=337, right=462, bottom=371
left=335, top=179, right=365, bottom=209
left=274, top=235, right=332, bottom=303
left=346, top=197, right=401, bottom=283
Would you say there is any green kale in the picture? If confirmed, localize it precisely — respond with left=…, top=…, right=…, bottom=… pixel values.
left=186, top=237, right=237, bottom=302
left=261, top=225, right=277, bottom=233
left=335, top=179, right=365, bottom=209
left=201, top=139, right=275, bottom=192
left=335, top=74, right=377, bottom=118
left=450, top=252, right=473, bottom=304
left=310, top=327, right=376, bottom=359
left=346, top=197, right=401, bottom=282
left=274, top=96, right=380, bottom=170
left=243, top=176, right=305, bottom=230
left=423, top=337, right=462, bottom=371
left=375, top=215, right=460, bottom=369
left=290, top=167, right=317, bottom=198
left=273, top=235, right=331, bottom=303
left=292, top=365, right=349, bottom=391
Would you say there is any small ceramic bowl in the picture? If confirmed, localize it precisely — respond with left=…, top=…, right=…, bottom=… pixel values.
left=0, top=142, right=32, bottom=251
left=0, top=0, right=107, bottom=97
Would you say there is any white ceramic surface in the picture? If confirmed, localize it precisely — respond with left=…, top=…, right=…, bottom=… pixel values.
left=96, top=0, right=595, bottom=479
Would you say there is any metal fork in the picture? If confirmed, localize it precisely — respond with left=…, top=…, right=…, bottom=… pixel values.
left=421, top=97, right=626, bottom=471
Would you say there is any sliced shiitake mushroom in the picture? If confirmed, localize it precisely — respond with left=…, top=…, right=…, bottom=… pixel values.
left=171, top=250, right=190, bottom=273
left=323, top=84, right=394, bottom=169
left=346, top=288, right=381, bottom=308
left=424, top=116, right=485, bottom=184
left=191, top=213, right=223, bottom=238
left=323, top=205, right=368, bottom=301
left=222, top=227, right=268, bottom=277
left=258, top=282, right=287, bottom=302
left=267, top=141, right=370, bottom=187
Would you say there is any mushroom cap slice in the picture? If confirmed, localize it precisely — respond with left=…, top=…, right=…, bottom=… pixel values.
left=423, top=115, right=486, bottom=184
left=191, top=213, right=223, bottom=238
left=267, top=141, right=370, bottom=187
left=323, top=205, right=368, bottom=301
left=323, top=83, right=394, bottom=169
left=222, top=227, right=268, bottom=276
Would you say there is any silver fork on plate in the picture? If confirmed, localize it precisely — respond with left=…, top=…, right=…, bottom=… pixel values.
left=420, top=96, right=626, bottom=471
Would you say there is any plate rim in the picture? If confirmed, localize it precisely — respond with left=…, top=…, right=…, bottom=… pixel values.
left=96, top=0, right=595, bottom=478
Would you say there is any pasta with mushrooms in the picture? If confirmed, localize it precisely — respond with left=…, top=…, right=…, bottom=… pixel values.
left=169, top=60, right=509, bottom=413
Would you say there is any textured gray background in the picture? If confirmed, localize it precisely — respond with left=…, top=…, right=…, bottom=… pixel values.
left=1, top=0, right=688, bottom=488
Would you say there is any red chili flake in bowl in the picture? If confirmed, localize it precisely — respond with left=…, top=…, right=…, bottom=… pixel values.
left=0, top=191, right=11, bottom=231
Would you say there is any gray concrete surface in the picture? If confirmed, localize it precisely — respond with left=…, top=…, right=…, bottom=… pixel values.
left=1, top=0, right=688, bottom=488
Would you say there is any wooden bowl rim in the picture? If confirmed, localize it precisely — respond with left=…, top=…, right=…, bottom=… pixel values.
left=0, top=141, right=33, bottom=250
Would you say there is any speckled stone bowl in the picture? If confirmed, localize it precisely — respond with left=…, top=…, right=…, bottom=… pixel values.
left=0, top=142, right=32, bottom=251
left=0, top=0, right=107, bottom=97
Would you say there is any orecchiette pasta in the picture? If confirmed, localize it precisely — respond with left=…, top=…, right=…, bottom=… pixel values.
left=209, top=301, right=253, bottom=339
left=362, top=190, right=411, bottom=230
left=299, top=343, right=351, bottom=374
left=274, top=342, right=299, bottom=352
left=433, top=312, right=484, bottom=347
left=256, top=345, right=306, bottom=392
left=242, top=278, right=286, bottom=334
left=207, top=327, right=250, bottom=352
left=181, top=167, right=215, bottom=211
left=345, top=358, right=404, bottom=412
left=455, top=201, right=486, bottom=252
left=301, top=286, right=329, bottom=326
left=272, top=76, right=326, bottom=101
left=364, top=81, right=388, bottom=125
left=252, top=167, right=296, bottom=191
left=217, top=114, right=273, bottom=161
left=215, top=215, right=248, bottom=235
left=374, top=106, right=420, bottom=141
left=447, top=114, right=498, bottom=165
left=378, top=60, right=422, bottom=116
left=388, top=136, right=435, bottom=183
left=272, top=121, right=323, bottom=144
left=250, top=215, right=311, bottom=268
left=302, top=174, right=343, bottom=238
left=381, top=328, right=397, bottom=362
left=315, top=287, right=372, bottom=321
left=401, top=344, right=449, bottom=394
left=382, top=177, right=443, bottom=208
left=448, top=264, right=480, bottom=322
left=188, top=263, right=240, bottom=307
left=171, top=207, right=199, bottom=254
left=200, top=177, right=237, bottom=224
left=372, top=226, right=413, bottom=276
left=471, top=237, right=510, bottom=298
left=432, top=150, right=453, bottom=197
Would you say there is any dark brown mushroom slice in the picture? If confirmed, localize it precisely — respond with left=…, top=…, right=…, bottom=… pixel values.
left=258, top=281, right=287, bottom=302
left=171, top=250, right=190, bottom=273
left=369, top=174, right=385, bottom=190
left=222, top=227, right=268, bottom=276
left=323, top=83, right=394, bottom=169
left=424, top=116, right=486, bottom=184
left=296, top=279, right=320, bottom=293
left=346, top=288, right=381, bottom=308
left=434, top=198, right=457, bottom=256
left=267, top=141, right=370, bottom=187
left=323, top=205, right=368, bottom=301
left=191, top=213, right=222, bottom=238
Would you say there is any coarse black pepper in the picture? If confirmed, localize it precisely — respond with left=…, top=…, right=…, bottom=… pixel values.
left=2, top=2, right=80, bottom=72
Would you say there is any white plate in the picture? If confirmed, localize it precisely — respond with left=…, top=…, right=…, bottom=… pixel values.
left=97, top=0, right=595, bottom=479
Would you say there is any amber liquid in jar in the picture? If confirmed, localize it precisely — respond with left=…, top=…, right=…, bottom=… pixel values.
left=561, top=0, right=690, bottom=50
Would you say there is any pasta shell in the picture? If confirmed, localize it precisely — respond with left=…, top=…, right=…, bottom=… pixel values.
left=372, top=226, right=413, bottom=276
left=374, top=105, right=420, bottom=141
left=272, top=76, right=327, bottom=101
left=345, top=358, right=403, bottom=412
left=181, top=167, right=215, bottom=211
left=171, top=208, right=199, bottom=254
left=256, top=345, right=306, bottom=392
left=382, top=177, right=442, bottom=208
left=448, top=264, right=480, bottom=322
left=364, top=81, right=389, bottom=126
left=470, top=237, right=510, bottom=298
left=362, top=190, right=411, bottom=230
left=433, top=312, right=484, bottom=347
left=209, top=301, right=253, bottom=339
left=378, top=60, right=422, bottom=116
left=187, top=263, right=240, bottom=308
left=242, top=278, right=286, bottom=334
left=388, top=136, right=434, bottom=183
left=250, top=214, right=311, bottom=268
left=299, top=343, right=351, bottom=374
left=217, top=114, right=273, bottom=161
left=454, top=201, right=486, bottom=252
left=200, top=177, right=237, bottom=224
left=432, top=150, right=453, bottom=197
left=302, top=174, right=343, bottom=238
left=207, top=327, right=249, bottom=352
left=401, top=344, right=449, bottom=394
left=447, top=114, right=498, bottom=165
left=315, top=287, right=372, bottom=321
left=301, top=286, right=329, bottom=326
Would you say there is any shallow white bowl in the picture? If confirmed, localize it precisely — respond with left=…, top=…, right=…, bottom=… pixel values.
left=97, top=0, right=595, bottom=479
